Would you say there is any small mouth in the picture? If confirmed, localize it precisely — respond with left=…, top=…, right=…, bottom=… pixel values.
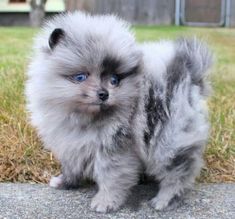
left=89, top=102, right=111, bottom=111
left=75, top=101, right=112, bottom=115
left=90, top=103, right=102, bottom=106
left=100, top=103, right=109, bottom=110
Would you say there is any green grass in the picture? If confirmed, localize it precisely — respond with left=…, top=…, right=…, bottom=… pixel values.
left=0, top=26, right=234, bottom=183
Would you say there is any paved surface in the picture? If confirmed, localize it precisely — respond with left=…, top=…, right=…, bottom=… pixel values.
left=0, top=183, right=234, bottom=219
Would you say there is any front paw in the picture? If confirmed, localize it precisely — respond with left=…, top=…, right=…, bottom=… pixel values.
left=150, top=195, right=181, bottom=211
left=91, top=192, right=122, bottom=213
left=150, top=196, right=170, bottom=211
left=49, top=174, right=64, bottom=189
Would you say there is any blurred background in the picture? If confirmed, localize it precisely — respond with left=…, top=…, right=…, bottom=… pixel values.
left=0, top=0, right=235, bottom=27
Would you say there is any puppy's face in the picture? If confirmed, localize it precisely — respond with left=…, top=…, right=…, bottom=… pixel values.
left=41, top=28, right=142, bottom=115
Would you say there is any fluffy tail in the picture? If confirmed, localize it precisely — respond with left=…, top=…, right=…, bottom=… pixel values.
left=176, top=37, right=213, bottom=96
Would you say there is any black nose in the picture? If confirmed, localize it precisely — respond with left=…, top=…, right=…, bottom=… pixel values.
left=97, top=89, right=109, bottom=101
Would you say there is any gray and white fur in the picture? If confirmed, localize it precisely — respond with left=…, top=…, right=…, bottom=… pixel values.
left=25, top=12, right=212, bottom=212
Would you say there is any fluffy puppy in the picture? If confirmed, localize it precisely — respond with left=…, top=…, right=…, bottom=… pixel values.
left=25, top=12, right=212, bottom=212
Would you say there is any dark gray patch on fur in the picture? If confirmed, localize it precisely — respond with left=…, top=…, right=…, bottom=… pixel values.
left=138, top=174, right=156, bottom=184
left=166, top=38, right=212, bottom=107
left=101, top=56, right=121, bottom=74
left=166, top=194, right=183, bottom=210
left=144, top=84, right=167, bottom=146
left=101, top=56, right=140, bottom=82
left=166, top=146, right=199, bottom=171
left=99, top=126, right=133, bottom=155
left=182, top=43, right=204, bottom=89
left=128, top=97, right=139, bottom=124
left=166, top=53, right=188, bottom=107
left=81, top=153, right=95, bottom=177
left=61, top=167, right=81, bottom=189
left=182, top=118, right=194, bottom=132
left=113, top=127, right=132, bottom=148
left=118, top=65, right=140, bottom=80
left=175, top=38, right=212, bottom=97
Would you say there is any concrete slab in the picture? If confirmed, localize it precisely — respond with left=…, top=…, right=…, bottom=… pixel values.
left=0, top=183, right=234, bottom=219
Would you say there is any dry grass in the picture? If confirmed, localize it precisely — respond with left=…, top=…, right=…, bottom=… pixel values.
left=0, top=28, right=59, bottom=183
left=0, top=26, right=234, bottom=183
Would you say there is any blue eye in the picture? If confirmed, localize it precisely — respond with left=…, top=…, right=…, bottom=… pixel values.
left=72, top=73, right=88, bottom=82
left=110, top=74, right=119, bottom=86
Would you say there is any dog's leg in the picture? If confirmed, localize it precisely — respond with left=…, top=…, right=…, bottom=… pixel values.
left=91, top=149, right=140, bottom=213
left=49, top=146, right=96, bottom=190
left=150, top=146, right=203, bottom=211
left=49, top=170, right=81, bottom=190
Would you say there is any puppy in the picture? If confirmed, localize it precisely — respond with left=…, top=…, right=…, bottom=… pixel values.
left=25, top=12, right=212, bottom=212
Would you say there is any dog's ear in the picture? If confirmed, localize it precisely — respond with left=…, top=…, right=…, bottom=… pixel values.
left=49, top=28, right=65, bottom=50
